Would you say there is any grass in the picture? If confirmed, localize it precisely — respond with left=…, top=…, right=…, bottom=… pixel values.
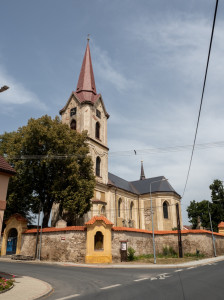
left=0, top=276, right=15, bottom=292
left=127, top=246, right=205, bottom=264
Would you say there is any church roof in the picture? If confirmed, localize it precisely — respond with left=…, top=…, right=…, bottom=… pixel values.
left=108, top=172, right=179, bottom=196
left=76, top=40, right=97, bottom=95
left=59, top=41, right=109, bottom=118
left=140, top=160, right=146, bottom=180
left=0, top=155, right=16, bottom=175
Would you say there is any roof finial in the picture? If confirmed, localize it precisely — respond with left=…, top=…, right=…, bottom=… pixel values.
left=87, top=34, right=90, bottom=42
left=140, top=160, right=146, bottom=180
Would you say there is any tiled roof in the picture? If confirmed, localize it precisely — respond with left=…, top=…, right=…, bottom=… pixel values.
left=0, top=155, right=16, bottom=175
left=76, top=41, right=97, bottom=96
left=85, top=216, right=113, bottom=225
left=5, top=213, right=27, bottom=223
left=24, top=226, right=86, bottom=234
left=112, top=227, right=224, bottom=236
left=218, top=222, right=224, bottom=228
left=108, top=173, right=179, bottom=196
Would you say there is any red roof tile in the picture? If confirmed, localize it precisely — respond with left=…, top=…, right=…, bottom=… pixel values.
left=112, top=227, right=224, bottom=236
left=218, top=222, right=224, bottom=228
left=76, top=41, right=97, bottom=95
left=0, top=156, right=16, bottom=175
left=85, top=216, right=113, bottom=225
left=24, top=226, right=86, bottom=234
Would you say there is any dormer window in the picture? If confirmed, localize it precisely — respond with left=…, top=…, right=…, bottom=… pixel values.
left=96, top=109, right=101, bottom=119
left=70, top=107, right=77, bottom=117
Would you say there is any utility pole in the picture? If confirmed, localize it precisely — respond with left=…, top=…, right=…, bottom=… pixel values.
left=176, top=204, right=183, bottom=258
left=208, top=201, right=216, bottom=257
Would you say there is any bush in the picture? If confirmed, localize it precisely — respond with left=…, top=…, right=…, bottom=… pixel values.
left=162, top=246, right=177, bottom=257
left=0, top=277, right=14, bottom=292
left=127, top=247, right=136, bottom=261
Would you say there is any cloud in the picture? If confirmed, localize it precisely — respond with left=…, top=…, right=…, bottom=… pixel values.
left=0, top=66, right=47, bottom=112
left=92, top=44, right=135, bottom=92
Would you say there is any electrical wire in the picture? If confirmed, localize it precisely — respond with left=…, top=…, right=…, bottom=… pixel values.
left=181, top=0, right=219, bottom=199
left=5, top=140, right=224, bottom=160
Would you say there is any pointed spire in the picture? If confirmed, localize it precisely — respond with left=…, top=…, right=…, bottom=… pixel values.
left=76, top=39, right=97, bottom=95
left=140, top=161, right=146, bottom=180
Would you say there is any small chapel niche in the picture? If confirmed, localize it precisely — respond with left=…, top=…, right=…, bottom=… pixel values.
left=94, top=231, right=104, bottom=250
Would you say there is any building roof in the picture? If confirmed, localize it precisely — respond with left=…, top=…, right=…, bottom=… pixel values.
left=108, top=172, right=179, bottom=196
left=140, top=160, right=146, bottom=180
left=218, top=222, right=224, bottom=228
left=0, top=155, right=16, bottom=175
left=76, top=40, right=97, bottom=96
left=85, top=216, right=113, bottom=225
left=59, top=41, right=109, bottom=118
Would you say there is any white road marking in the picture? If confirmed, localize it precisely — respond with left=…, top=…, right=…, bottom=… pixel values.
left=159, top=273, right=170, bottom=276
left=174, top=269, right=183, bottom=272
left=187, top=267, right=196, bottom=270
left=159, top=274, right=171, bottom=280
left=56, top=294, right=80, bottom=300
left=151, top=277, right=158, bottom=280
left=100, top=284, right=121, bottom=290
left=134, top=277, right=149, bottom=282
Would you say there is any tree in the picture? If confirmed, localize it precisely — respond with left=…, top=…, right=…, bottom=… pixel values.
left=0, top=115, right=95, bottom=227
left=187, top=180, right=224, bottom=232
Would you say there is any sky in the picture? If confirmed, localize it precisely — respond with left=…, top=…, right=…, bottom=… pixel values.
left=0, top=0, right=223, bottom=225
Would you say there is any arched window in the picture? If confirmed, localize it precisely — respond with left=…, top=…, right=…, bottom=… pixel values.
left=163, top=201, right=169, bottom=219
left=101, top=205, right=106, bottom=216
left=96, top=156, right=101, bottom=177
left=94, top=231, right=104, bottom=250
left=70, top=120, right=76, bottom=130
left=118, top=198, right=122, bottom=218
left=130, top=202, right=134, bottom=220
left=95, top=122, right=100, bottom=139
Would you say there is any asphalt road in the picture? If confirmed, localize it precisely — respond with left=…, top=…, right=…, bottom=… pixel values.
left=0, top=260, right=223, bottom=300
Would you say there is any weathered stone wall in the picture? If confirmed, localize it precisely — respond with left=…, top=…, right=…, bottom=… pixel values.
left=112, top=229, right=224, bottom=261
left=18, top=226, right=224, bottom=263
left=21, top=230, right=86, bottom=262
left=112, top=231, right=153, bottom=262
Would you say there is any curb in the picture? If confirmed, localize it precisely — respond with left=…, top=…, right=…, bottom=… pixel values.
left=1, top=255, right=224, bottom=269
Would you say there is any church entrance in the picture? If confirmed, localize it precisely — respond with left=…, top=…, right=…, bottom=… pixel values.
left=6, top=228, right=18, bottom=255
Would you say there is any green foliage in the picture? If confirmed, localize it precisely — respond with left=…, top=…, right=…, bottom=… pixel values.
left=162, top=246, right=177, bottom=257
left=184, top=251, right=205, bottom=258
left=127, top=247, right=136, bottom=261
left=187, top=179, right=224, bottom=232
left=0, top=115, right=95, bottom=227
left=0, top=277, right=14, bottom=291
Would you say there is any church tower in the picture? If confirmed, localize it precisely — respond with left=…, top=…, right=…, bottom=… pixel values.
left=59, top=40, right=109, bottom=185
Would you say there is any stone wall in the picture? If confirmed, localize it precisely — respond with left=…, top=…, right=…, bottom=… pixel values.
left=21, top=228, right=86, bottom=263
left=112, top=228, right=224, bottom=261
left=17, top=226, right=224, bottom=263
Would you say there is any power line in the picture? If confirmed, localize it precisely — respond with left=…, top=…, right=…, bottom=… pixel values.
left=182, top=0, right=219, bottom=199
left=5, top=140, right=224, bottom=160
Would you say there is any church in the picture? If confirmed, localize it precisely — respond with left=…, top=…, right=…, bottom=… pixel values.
left=52, top=40, right=182, bottom=231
